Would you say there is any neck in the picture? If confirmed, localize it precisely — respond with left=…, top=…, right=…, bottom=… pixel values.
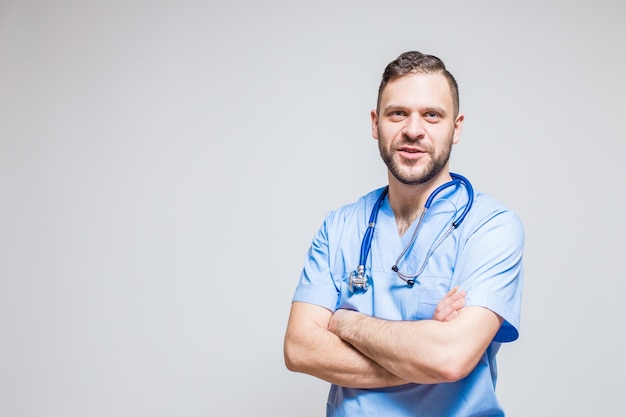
left=394, top=203, right=422, bottom=237
left=387, top=172, right=452, bottom=237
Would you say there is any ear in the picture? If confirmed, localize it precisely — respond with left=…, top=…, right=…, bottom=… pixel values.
left=452, top=113, right=464, bottom=144
left=371, top=109, right=379, bottom=140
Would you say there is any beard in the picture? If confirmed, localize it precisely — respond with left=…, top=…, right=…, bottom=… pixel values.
left=378, top=135, right=453, bottom=186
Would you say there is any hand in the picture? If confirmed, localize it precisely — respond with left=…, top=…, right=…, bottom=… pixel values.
left=328, top=308, right=355, bottom=336
left=432, top=286, right=466, bottom=322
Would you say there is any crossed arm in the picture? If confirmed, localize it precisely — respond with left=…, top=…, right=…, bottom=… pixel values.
left=283, top=288, right=503, bottom=388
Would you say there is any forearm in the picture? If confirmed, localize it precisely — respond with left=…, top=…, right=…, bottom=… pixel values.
left=284, top=302, right=408, bottom=388
left=329, top=307, right=501, bottom=384
left=329, top=311, right=447, bottom=383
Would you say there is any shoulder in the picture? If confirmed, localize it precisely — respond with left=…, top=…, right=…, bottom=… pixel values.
left=470, top=190, right=522, bottom=224
left=308, top=187, right=387, bottom=252
left=323, top=186, right=387, bottom=226
left=463, top=190, right=525, bottom=245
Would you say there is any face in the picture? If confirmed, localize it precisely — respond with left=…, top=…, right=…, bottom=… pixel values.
left=372, top=72, right=464, bottom=186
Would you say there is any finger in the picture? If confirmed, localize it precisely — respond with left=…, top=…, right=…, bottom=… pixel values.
left=450, top=292, right=466, bottom=309
left=436, top=287, right=458, bottom=308
left=433, top=303, right=456, bottom=321
left=433, top=289, right=466, bottom=321
left=439, top=288, right=463, bottom=309
left=443, top=310, right=458, bottom=322
left=445, top=286, right=459, bottom=299
left=434, top=305, right=458, bottom=322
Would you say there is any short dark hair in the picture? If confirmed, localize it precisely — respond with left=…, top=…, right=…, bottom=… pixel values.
left=377, top=51, right=460, bottom=116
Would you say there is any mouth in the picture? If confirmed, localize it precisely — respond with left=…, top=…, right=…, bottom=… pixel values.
left=397, top=146, right=426, bottom=159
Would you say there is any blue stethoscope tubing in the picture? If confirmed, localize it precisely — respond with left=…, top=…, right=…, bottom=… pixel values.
left=350, top=172, right=474, bottom=292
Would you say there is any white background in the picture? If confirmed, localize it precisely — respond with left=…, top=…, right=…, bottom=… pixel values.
left=1, top=1, right=625, bottom=416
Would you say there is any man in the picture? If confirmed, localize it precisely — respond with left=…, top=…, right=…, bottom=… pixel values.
left=284, top=51, right=524, bottom=416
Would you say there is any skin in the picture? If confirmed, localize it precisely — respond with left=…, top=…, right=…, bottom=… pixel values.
left=374, top=72, right=463, bottom=236
left=284, top=288, right=467, bottom=388
left=283, top=72, right=503, bottom=388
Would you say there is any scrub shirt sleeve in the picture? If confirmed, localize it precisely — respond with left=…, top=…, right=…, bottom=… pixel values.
left=456, top=210, right=525, bottom=343
left=291, top=214, right=340, bottom=312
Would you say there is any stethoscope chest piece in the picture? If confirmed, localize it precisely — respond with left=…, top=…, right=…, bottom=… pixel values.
left=349, top=266, right=369, bottom=293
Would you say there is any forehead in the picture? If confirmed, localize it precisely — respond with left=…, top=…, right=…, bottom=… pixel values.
left=380, top=72, right=454, bottom=111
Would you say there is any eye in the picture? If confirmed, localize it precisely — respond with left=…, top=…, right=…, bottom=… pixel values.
left=388, top=110, right=407, bottom=121
left=424, top=111, right=441, bottom=122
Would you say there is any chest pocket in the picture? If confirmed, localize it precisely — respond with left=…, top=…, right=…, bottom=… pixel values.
left=413, top=276, right=453, bottom=319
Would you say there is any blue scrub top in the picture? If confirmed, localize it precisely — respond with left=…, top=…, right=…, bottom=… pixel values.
left=292, top=181, right=524, bottom=417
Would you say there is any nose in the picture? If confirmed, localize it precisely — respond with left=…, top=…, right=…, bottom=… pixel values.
left=402, top=114, right=425, bottom=140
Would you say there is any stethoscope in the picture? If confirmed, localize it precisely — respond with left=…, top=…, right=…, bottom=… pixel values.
left=349, top=172, right=474, bottom=293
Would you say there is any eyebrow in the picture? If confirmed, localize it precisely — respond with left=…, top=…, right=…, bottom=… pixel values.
left=424, top=106, right=448, bottom=116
